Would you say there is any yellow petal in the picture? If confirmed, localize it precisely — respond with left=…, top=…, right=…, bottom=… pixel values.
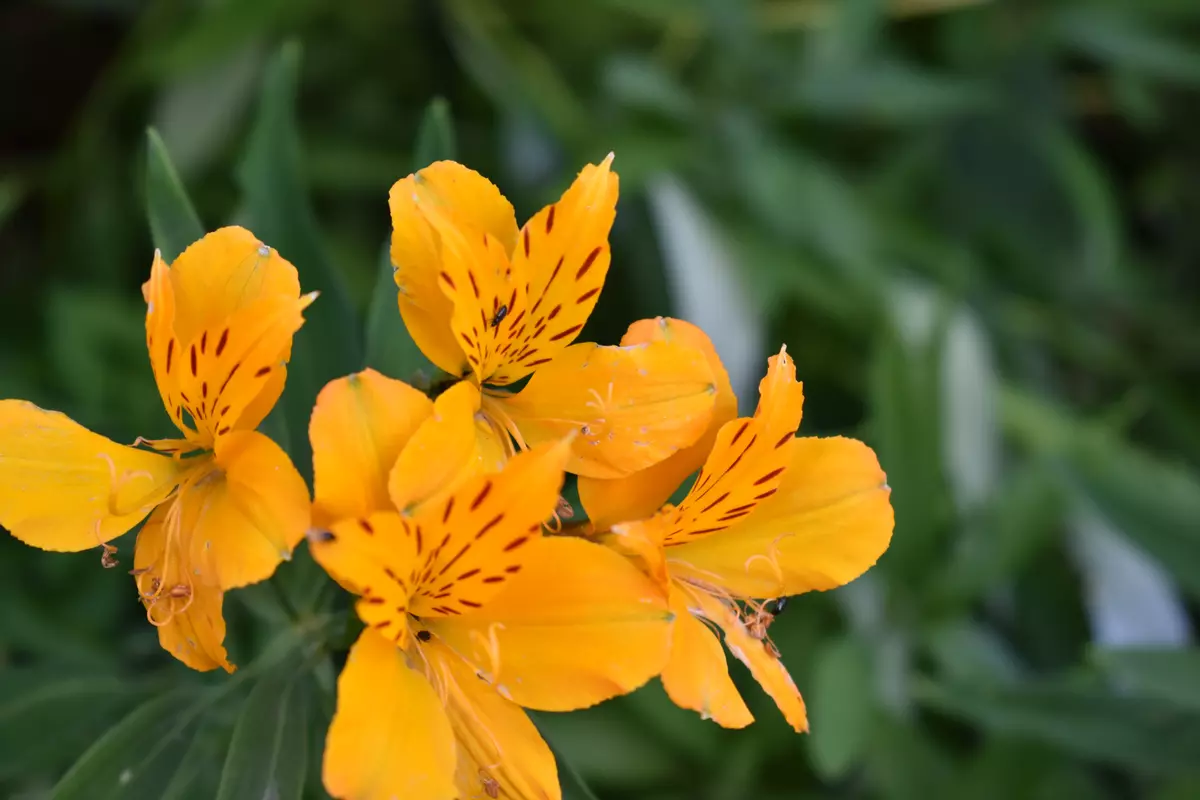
left=430, top=536, right=672, bottom=712
left=658, top=348, right=804, bottom=546
left=310, top=369, right=433, bottom=527
left=144, top=249, right=187, bottom=438
left=578, top=317, right=738, bottom=528
left=134, top=505, right=233, bottom=673
left=323, top=630, right=457, bottom=800
left=408, top=440, right=569, bottom=619
left=166, top=226, right=302, bottom=347
left=660, top=585, right=753, bottom=729
left=0, top=400, right=181, bottom=552
left=420, top=202, right=530, bottom=385
left=165, top=292, right=315, bottom=448
left=667, top=436, right=893, bottom=599
left=691, top=589, right=808, bottom=732
left=388, top=381, right=503, bottom=515
left=311, top=512, right=421, bottom=649
left=425, top=640, right=560, bottom=800
left=499, top=340, right=717, bottom=479
left=390, top=162, right=519, bottom=378
left=177, top=430, right=311, bottom=590
left=487, top=155, right=619, bottom=386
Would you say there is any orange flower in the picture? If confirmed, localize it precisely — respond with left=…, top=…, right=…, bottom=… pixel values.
left=581, top=318, right=894, bottom=731
left=307, top=369, right=674, bottom=800
left=388, top=157, right=717, bottom=480
left=0, top=227, right=314, bottom=672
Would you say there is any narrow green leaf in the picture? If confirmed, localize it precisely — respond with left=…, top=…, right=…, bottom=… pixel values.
left=1094, top=648, right=1200, bottom=713
left=216, top=672, right=309, bottom=800
left=916, top=678, right=1200, bottom=774
left=413, top=96, right=457, bottom=169
left=0, top=670, right=142, bottom=782
left=808, top=634, right=875, bottom=780
left=236, top=41, right=361, bottom=478
left=145, top=127, right=205, bottom=262
left=52, top=688, right=201, bottom=800
left=363, top=98, right=456, bottom=384
left=160, top=722, right=232, bottom=800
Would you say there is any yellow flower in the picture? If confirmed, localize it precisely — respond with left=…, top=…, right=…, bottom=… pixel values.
left=0, top=227, right=315, bottom=672
left=307, top=369, right=674, bottom=800
left=582, top=318, right=895, bottom=731
left=388, top=157, right=717, bottom=479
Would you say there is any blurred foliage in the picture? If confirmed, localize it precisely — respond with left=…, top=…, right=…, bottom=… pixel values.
left=2, top=0, right=1200, bottom=797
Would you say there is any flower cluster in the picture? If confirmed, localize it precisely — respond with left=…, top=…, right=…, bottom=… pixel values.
left=0, top=156, right=894, bottom=800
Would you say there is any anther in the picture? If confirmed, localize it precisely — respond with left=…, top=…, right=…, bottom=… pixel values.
left=99, top=542, right=119, bottom=569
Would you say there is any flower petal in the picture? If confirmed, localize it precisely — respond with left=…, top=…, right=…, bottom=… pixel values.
left=408, top=440, right=569, bottom=619
left=488, top=155, right=619, bottom=386
left=578, top=317, right=738, bottom=528
left=311, top=369, right=433, bottom=527
left=323, top=630, right=457, bottom=800
left=658, top=348, right=804, bottom=546
left=166, top=226, right=301, bottom=347
left=500, top=340, right=717, bottom=479
left=167, top=292, right=316, bottom=447
left=311, top=511, right=421, bottom=648
left=667, top=436, right=893, bottom=599
left=420, top=203, right=529, bottom=385
left=178, top=430, right=311, bottom=590
left=426, top=640, right=561, bottom=800
left=134, top=505, right=233, bottom=673
left=660, top=585, right=753, bottom=729
left=430, top=536, right=672, bottom=711
left=390, top=162, right=520, bottom=378
left=311, top=441, right=569, bottom=636
left=0, top=400, right=181, bottom=552
left=388, top=381, right=503, bottom=515
left=691, top=589, right=808, bottom=732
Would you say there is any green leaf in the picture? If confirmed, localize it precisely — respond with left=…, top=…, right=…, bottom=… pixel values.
left=0, top=670, right=142, bottom=782
left=236, top=41, right=361, bottom=478
left=413, top=96, right=457, bottom=169
left=145, top=127, right=205, bottom=262
left=916, top=677, right=1200, bottom=774
left=868, top=316, right=951, bottom=581
left=1094, top=648, right=1200, bottom=713
left=1069, top=430, right=1200, bottom=599
left=160, top=722, right=232, bottom=800
left=363, top=98, right=456, bottom=384
left=808, top=634, right=875, bottom=780
left=215, top=672, right=309, bottom=800
left=52, top=688, right=201, bottom=800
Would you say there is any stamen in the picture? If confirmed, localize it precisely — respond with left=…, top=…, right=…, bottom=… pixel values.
left=479, top=393, right=529, bottom=456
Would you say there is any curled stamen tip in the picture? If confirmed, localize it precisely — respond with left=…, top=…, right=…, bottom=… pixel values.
left=306, top=527, right=336, bottom=544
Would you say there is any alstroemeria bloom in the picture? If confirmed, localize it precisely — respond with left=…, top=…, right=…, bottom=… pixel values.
left=0, top=227, right=314, bottom=672
left=583, top=318, right=894, bottom=731
left=389, top=157, right=716, bottom=480
left=307, top=369, right=673, bottom=800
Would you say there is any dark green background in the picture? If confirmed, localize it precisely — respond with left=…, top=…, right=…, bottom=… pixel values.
left=1, top=1, right=1199, bottom=798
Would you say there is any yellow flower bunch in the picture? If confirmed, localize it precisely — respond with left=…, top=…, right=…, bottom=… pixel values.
left=0, top=156, right=894, bottom=800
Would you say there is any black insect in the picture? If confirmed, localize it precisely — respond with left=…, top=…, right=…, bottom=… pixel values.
left=490, top=304, right=508, bottom=328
